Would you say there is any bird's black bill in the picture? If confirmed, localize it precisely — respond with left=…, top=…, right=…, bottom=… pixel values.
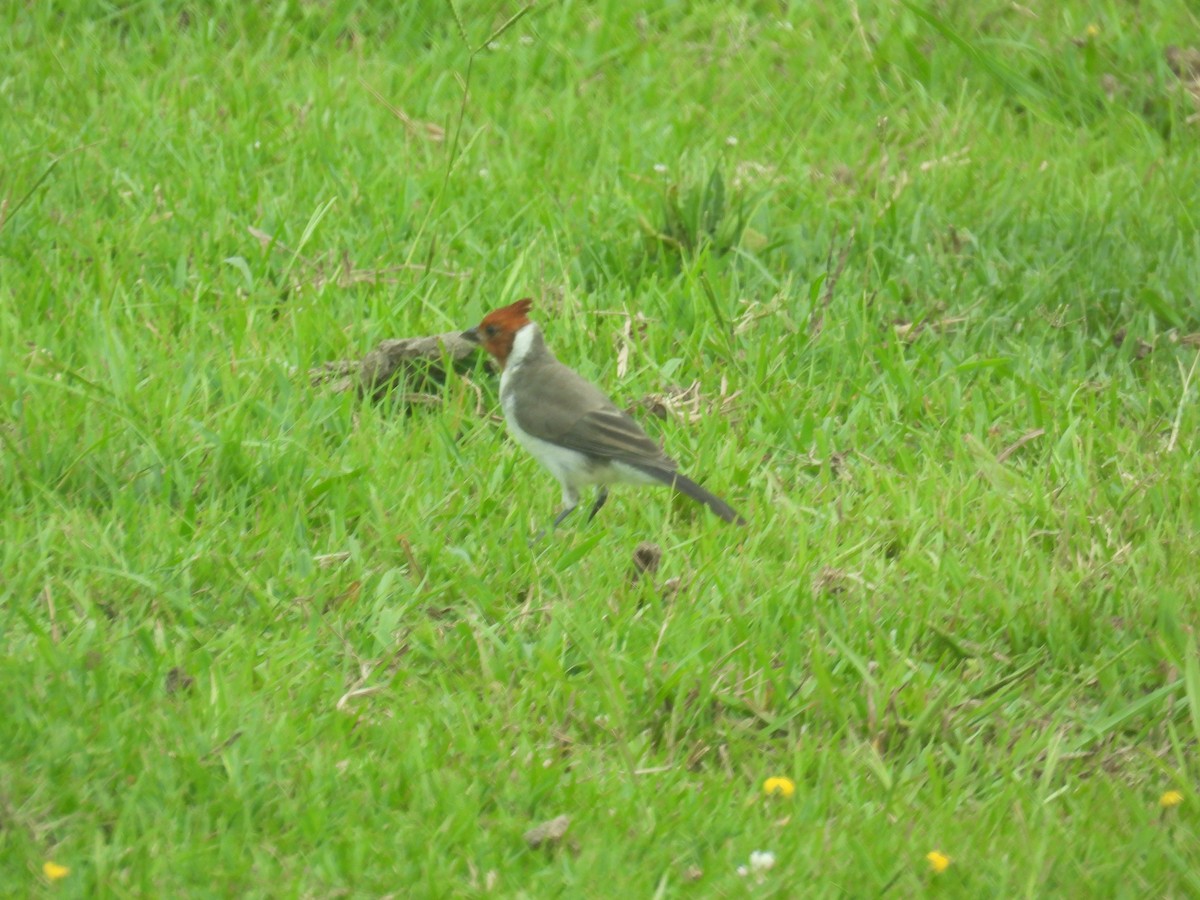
left=461, top=327, right=480, bottom=343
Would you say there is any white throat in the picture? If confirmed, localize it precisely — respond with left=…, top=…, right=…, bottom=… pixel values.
left=507, top=322, right=540, bottom=371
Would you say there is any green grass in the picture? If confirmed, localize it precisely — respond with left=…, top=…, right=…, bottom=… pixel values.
left=4, top=0, right=1200, bottom=895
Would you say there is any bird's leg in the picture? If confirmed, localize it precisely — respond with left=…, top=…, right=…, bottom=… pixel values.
left=586, top=487, right=609, bottom=523
left=553, top=504, right=579, bottom=528
left=530, top=503, right=578, bottom=546
left=531, top=485, right=583, bottom=546
left=556, top=485, right=581, bottom=529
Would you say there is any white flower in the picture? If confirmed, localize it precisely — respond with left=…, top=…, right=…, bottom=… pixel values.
left=653, top=163, right=668, bottom=174
left=478, top=168, right=490, bottom=178
left=749, top=850, right=776, bottom=873
left=738, top=850, right=776, bottom=883
left=726, top=135, right=738, bottom=147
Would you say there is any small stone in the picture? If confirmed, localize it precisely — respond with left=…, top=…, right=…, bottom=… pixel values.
left=524, top=814, right=571, bottom=849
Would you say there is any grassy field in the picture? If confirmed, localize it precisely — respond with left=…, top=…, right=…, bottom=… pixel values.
left=4, top=0, right=1200, bottom=895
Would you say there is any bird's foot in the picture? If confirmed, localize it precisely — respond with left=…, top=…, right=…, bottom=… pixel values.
left=585, top=487, right=609, bottom=523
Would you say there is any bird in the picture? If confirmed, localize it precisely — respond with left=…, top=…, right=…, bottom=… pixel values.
left=461, top=298, right=745, bottom=533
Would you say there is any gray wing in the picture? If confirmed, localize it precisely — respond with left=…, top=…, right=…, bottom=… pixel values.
left=511, top=357, right=677, bottom=470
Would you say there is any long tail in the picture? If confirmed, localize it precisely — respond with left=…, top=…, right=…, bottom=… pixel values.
left=636, top=466, right=746, bottom=525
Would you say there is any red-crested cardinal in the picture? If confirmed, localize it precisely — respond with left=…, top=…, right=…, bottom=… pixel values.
left=462, top=299, right=745, bottom=530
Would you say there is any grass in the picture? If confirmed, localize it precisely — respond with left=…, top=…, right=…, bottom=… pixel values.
left=3, top=0, right=1200, bottom=895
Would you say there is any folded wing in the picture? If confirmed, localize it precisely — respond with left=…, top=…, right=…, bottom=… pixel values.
left=511, top=357, right=677, bottom=470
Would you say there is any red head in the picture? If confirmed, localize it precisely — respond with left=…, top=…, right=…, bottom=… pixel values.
left=462, top=298, right=534, bottom=368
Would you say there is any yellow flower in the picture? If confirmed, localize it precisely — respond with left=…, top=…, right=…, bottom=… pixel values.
left=1160, top=790, right=1184, bottom=809
left=43, top=861, right=70, bottom=881
left=926, top=851, right=951, bottom=874
left=763, top=776, right=795, bottom=798
left=1085, top=24, right=1100, bottom=38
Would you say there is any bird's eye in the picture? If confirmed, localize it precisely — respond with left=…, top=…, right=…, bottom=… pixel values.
left=484, top=324, right=498, bottom=338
